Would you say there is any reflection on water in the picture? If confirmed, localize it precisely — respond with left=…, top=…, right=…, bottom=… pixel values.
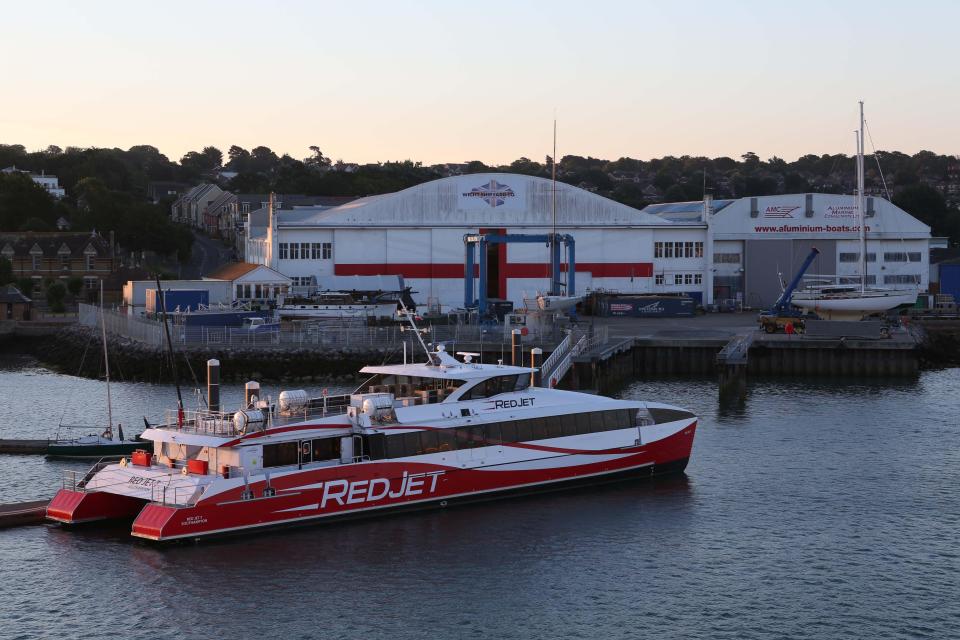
left=2, top=356, right=959, bottom=640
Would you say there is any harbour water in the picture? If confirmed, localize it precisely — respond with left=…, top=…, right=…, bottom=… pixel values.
left=1, top=355, right=958, bottom=639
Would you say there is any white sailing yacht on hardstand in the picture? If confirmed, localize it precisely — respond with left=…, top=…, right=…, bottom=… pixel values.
left=791, top=102, right=917, bottom=320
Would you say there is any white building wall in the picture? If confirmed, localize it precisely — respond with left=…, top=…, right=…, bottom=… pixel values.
left=835, top=239, right=929, bottom=289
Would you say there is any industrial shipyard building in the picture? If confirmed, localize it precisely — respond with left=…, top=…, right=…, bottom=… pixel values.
left=244, top=173, right=931, bottom=309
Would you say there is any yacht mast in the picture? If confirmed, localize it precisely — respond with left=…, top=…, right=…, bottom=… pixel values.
left=857, top=101, right=867, bottom=295
left=551, top=118, right=559, bottom=295
left=99, top=280, right=115, bottom=442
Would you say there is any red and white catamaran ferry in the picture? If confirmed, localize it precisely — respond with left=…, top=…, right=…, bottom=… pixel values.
left=48, top=345, right=697, bottom=542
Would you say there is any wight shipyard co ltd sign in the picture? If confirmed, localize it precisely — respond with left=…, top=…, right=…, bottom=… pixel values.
left=462, top=179, right=516, bottom=208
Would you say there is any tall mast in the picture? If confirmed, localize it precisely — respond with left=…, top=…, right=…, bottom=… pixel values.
left=552, top=118, right=557, bottom=238
left=551, top=118, right=559, bottom=295
left=99, top=280, right=115, bottom=441
left=156, top=275, right=185, bottom=427
left=857, top=101, right=867, bottom=295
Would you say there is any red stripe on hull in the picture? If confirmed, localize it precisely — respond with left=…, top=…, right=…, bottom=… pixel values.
left=132, top=421, right=695, bottom=541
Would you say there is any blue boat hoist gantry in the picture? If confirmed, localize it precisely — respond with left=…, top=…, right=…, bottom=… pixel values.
left=464, top=232, right=576, bottom=317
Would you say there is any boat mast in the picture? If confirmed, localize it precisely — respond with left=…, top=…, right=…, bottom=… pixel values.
left=551, top=117, right=559, bottom=295
left=99, top=280, right=115, bottom=441
left=155, top=275, right=185, bottom=427
left=857, top=101, right=867, bottom=295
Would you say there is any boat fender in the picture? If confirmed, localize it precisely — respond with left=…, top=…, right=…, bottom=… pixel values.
left=120, top=458, right=128, bottom=468
left=181, top=466, right=189, bottom=476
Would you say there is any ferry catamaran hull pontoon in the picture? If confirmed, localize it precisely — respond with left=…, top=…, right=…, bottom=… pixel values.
left=48, top=315, right=697, bottom=542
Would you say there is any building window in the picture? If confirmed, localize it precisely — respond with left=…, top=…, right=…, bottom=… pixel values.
left=322, top=242, right=332, bottom=260
left=61, top=255, right=70, bottom=270
left=713, top=253, right=740, bottom=264
left=674, top=242, right=683, bottom=258
left=290, top=243, right=301, bottom=260
left=311, top=243, right=322, bottom=259
left=683, top=242, right=693, bottom=258
left=654, top=242, right=663, bottom=259
left=84, top=277, right=97, bottom=290
left=655, top=274, right=664, bottom=285
left=279, top=243, right=289, bottom=260
left=840, top=252, right=877, bottom=263
left=236, top=284, right=243, bottom=299
left=694, top=242, right=704, bottom=258
left=683, top=273, right=693, bottom=285
left=694, top=273, right=703, bottom=285
left=884, top=274, right=919, bottom=284
left=674, top=274, right=683, bottom=285
left=32, top=255, right=40, bottom=271
left=908, top=252, right=922, bottom=262
left=883, top=252, right=908, bottom=262
left=663, top=243, right=674, bottom=259
left=86, top=255, right=95, bottom=270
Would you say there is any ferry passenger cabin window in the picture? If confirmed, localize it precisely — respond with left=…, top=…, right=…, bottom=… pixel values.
left=263, top=441, right=299, bottom=468
left=264, top=438, right=341, bottom=467
left=370, top=407, right=696, bottom=459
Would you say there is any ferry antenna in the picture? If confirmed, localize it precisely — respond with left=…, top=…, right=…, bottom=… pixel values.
left=398, top=298, right=435, bottom=364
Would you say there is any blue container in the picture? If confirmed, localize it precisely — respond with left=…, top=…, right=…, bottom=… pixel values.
left=939, top=263, right=960, bottom=301
left=148, top=289, right=209, bottom=313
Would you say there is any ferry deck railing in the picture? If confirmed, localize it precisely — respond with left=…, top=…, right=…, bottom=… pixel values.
left=161, top=393, right=355, bottom=437
left=61, top=458, right=113, bottom=492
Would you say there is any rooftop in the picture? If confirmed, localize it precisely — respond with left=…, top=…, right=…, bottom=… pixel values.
left=361, top=349, right=533, bottom=380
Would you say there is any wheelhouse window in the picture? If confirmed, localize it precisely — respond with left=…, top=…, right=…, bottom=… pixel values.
left=459, top=375, right=528, bottom=400
left=359, top=374, right=467, bottom=404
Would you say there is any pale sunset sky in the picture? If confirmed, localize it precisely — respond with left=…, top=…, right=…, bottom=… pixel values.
left=1, top=0, right=957, bottom=165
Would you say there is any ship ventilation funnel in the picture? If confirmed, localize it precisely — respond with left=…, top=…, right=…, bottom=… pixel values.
left=531, top=348, right=543, bottom=387
left=245, top=381, right=261, bottom=408
left=207, top=359, right=220, bottom=412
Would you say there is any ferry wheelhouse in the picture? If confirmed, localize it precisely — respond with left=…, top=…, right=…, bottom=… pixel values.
left=47, top=347, right=697, bottom=542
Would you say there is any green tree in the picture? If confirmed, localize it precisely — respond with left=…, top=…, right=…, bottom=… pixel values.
left=0, top=256, right=12, bottom=284
left=226, top=145, right=252, bottom=172
left=17, top=277, right=34, bottom=296
left=0, top=172, right=59, bottom=230
left=46, top=282, right=67, bottom=312
left=893, top=184, right=960, bottom=244
left=66, top=277, right=84, bottom=297
left=305, top=146, right=332, bottom=170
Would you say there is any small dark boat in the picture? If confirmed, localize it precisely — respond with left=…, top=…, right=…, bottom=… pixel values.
left=46, top=434, right=145, bottom=459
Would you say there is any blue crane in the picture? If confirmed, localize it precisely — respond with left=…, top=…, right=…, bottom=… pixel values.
left=759, top=247, right=820, bottom=332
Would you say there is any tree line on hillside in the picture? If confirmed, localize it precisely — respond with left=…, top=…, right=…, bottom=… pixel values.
left=1, top=143, right=959, bottom=244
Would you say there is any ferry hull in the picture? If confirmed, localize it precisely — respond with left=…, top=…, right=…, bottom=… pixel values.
left=132, top=421, right=695, bottom=542
left=47, top=489, right=147, bottom=524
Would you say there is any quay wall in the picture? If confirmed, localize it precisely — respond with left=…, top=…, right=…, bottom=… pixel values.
left=3, top=326, right=374, bottom=384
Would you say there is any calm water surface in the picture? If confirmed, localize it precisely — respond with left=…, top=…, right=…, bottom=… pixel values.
left=0, top=356, right=958, bottom=640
